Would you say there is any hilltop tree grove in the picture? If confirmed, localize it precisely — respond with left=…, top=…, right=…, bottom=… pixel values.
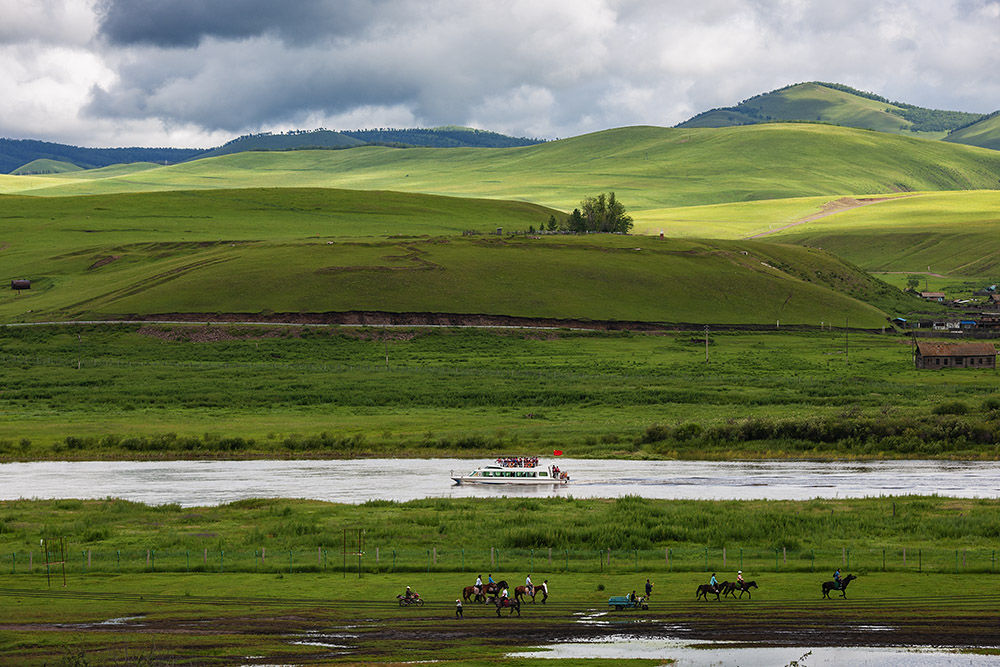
left=568, top=192, right=633, bottom=233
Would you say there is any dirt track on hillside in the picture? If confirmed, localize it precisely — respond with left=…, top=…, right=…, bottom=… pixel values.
left=747, top=194, right=919, bottom=239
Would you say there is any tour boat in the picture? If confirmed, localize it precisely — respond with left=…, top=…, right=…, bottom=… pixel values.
left=451, top=456, right=570, bottom=485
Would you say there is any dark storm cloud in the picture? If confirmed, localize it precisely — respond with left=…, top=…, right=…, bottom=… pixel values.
left=96, top=0, right=385, bottom=47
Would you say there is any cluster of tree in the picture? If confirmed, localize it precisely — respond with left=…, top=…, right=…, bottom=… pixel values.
left=525, top=193, right=633, bottom=234
left=341, top=127, right=544, bottom=148
left=887, top=107, right=984, bottom=133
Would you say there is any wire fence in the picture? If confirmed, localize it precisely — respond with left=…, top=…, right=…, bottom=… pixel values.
left=3, top=545, right=998, bottom=576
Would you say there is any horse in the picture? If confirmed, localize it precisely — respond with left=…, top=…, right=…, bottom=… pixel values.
left=462, top=585, right=485, bottom=603
left=696, top=584, right=721, bottom=601
left=514, top=585, right=538, bottom=603
left=822, top=573, right=857, bottom=599
left=483, top=580, right=509, bottom=604
left=737, top=581, right=759, bottom=599
left=720, top=581, right=739, bottom=599
left=495, top=596, right=521, bottom=617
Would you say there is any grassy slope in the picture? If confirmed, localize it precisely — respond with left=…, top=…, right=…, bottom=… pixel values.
left=945, top=112, right=1000, bottom=151
left=632, top=191, right=1000, bottom=280
left=678, top=82, right=959, bottom=139
left=5, top=124, right=1000, bottom=210
left=10, top=159, right=82, bottom=175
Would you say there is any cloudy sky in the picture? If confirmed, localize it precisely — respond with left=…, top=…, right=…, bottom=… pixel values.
left=2, top=0, right=999, bottom=148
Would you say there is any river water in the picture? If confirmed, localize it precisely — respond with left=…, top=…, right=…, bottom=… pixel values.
left=1, top=458, right=998, bottom=506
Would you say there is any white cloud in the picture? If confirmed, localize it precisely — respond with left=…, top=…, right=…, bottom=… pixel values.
left=1, top=0, right=998, bottom=147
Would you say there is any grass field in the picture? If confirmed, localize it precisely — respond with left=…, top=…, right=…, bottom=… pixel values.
left=4, top=124, right=1000, bottom=211
left=1, top=496, right=999, bottom=663
left=0, top=191, right=903, bottom=324
left=632, top=190, right=1000, bottom=292
left=1, top=326, right=998, bottom=459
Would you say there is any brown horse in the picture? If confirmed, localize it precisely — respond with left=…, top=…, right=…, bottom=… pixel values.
left=462, top=586, right=485, bottom=603
left=514, top=585, right=538, bottom=603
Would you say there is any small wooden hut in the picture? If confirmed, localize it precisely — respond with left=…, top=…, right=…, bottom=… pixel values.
left=915, top=341, right=997, bottom=370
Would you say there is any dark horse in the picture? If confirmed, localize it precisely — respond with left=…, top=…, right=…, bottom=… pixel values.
left=822, top=574, right=857, bottom=599
left=696, top=583, right=723, bottom=601
left=737, top=581, right=759, bottom=599
left=495, top=596, right=521, bottom=617
left=483, top=580, right=508, bottom=602
left=462, top=585, right=485, bottom=603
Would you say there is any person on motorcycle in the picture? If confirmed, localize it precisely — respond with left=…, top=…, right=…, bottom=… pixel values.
left=475, top=574, right=483, bottom=596
left=709, top=573, right=718, bottom=593
left=404, top=586, right=414, bottom=600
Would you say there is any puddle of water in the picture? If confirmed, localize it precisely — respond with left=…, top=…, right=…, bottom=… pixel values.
left=511, top=636, right=1000, bottom=665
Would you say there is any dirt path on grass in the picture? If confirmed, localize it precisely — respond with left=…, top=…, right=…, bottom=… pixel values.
left=747, top=194, right=919, bottom=239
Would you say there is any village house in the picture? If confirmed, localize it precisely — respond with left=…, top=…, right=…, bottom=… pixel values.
left=915, top=341, right=997, bottom=370
left=919, top=291, right=946, bottom=302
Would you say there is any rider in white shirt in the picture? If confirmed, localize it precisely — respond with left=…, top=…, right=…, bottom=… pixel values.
left=525, top=574, right=533, bottom=595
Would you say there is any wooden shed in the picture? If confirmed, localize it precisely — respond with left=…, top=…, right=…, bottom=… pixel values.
left=915, top=342, right=997, bottom=370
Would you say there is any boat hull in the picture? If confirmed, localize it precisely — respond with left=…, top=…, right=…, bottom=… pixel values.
left=451, top=476, right=569, bottom=486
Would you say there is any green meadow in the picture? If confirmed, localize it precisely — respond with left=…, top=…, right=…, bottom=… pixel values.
left=0, top=188, right=900, bottom=324
left=1, top=325, right=998, bottom=459
left=5, top=124, right=1000, bottom=211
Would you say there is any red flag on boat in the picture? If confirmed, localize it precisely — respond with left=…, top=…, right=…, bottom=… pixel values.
left=553, top=450, right=563, bottom=456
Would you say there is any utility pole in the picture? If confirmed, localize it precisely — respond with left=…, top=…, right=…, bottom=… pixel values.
left=845, top=316, right=849, bottom=365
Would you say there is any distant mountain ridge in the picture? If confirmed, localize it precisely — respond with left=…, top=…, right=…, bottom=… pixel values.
left=0, top=137, right=204, bottom=174
left=2, top=127, right=547, bottom=173
left=677, top=82, right=989, bottom=141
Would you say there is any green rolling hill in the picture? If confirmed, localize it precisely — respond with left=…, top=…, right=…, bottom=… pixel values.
left=0, top=187, right=896, bottom=327
left=5, top=124, right=1000, bottom=210
left=678, top=82, right=983, bottom=141
left=10, top=159, right=82, bottom=175
left=945, top=112, right=1000, bottom=152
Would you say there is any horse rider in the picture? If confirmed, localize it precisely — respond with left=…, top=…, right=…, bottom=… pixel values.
left=709, top=573, right=718, bottom=593
left=645, top=578, right=653, bottom=599
left=525, top=574, right=534, bottom=596
left=737, top=570, right=744, bottom=588
left=540, top=579, right=549, bottom=603
left=833, top=569, right=842, bottom=589
left=474, top=574, right=483, bottom=596
left=488, top=573, right=495, bottom=585
left=501, top=586, right=509, bottom=602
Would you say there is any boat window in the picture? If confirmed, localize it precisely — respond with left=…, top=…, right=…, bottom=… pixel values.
left=539, top=472, right=547, bottom=477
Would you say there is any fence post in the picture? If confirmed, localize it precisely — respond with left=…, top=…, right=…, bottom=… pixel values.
left=704, top=547, right=708, bottom=571
left=289, top=550, right=293, bottom=573
left=549, top=547, right=552, bottom=567
left=204, top=548, right=207, bottom=567
left=918, top=549, right=921, bottom=572
left=774, top=549, right=778, bottom=572
left=782, top=547, right=786, bottom=565
left=634, top=549, right=638, bottom=572
left=30, top=551, right=33, bottom=573
left=461, top=549, right=465, bottom=572
left=427, top=550, right=430, bottom=573
left=433, top=547, right=437, bottom=567
left=565, top=549, right=568, bottom=572
left=842, top=547, right=845, bottom=567
left=186, top=551, right=189, bottom=572
left=723, top=547, right=726, bottom=569
left=376, top=547, right=379, bottom=564
left=87, top=550, right=91, bottom=571
left=530, top=549, right=533, bottom=574
left=318, top=546, right=322, bottom=568
left=668, top=548, right=672, bottom=572
left=955, top=549, right=959, bottom=573
left=740, top=547, right=743, bottom=571
left=882, top=548, right=885, bottom=571
left=846, top=549, right=850, bottom=570
left=151, top=549, right=154, bottom=572
left=220, top=550, right=224, bottom=573
left=117, top=550, right=120, bottom=573
left=11, top=553, right=14, bottom=575
left=392, top=550, right=396, bottom=572
left=810, top=549, right=814, bottom=572
left=146, top=550, right=150, bottom=569
left=903, top=547, right=906, bottom=567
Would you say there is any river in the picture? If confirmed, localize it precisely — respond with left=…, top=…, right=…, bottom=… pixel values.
left=1, top=458, right=998, bottom=506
